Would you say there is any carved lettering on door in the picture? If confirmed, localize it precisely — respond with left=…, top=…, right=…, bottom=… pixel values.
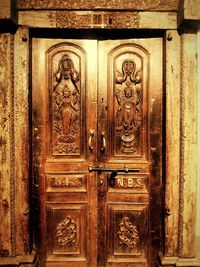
left=115, top=59, right=142, bottom=154
left=116, top=177, right=144, bottom=189
left=50, top=176, right=82, bottom=188
left=52, top=54, right=81, bottom=155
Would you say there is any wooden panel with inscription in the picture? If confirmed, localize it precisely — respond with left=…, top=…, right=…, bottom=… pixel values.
left=46, top=173, right=87, bottom=193
left=108, top=173, right=149, bottom=194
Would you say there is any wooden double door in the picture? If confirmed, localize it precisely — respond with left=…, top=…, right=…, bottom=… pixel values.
left=32, top=36, right=163, bottom=267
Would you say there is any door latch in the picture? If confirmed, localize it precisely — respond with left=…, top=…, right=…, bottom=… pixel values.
left=109, top=171, right=117, bottom=188
left=88, top=165, right=140, bottom=173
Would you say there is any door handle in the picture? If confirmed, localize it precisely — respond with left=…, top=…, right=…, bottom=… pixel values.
left=88, top=129, right=94, bottom=152
left=88, top=165, right=140, bottom=173
left=101, top=131, right=106, bottom=152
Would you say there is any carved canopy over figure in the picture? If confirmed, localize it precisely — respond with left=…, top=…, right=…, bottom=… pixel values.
left=54, top=54, right=79, bottom=91
left=116, top=59, right=137, bottom=84
left=115, top=59, right=142, bottom=153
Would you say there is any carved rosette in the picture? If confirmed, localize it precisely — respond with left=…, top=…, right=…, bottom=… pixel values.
left=56, top=216, right=77, bottom=246
left=115, top=59, right=142, bottom=154
left=118, top=217, right=139, bottom=249
left=52, top=53, right=81, bottom=155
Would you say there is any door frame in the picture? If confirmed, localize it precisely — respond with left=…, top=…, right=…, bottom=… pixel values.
left=8, top=12, right=199, bottom=266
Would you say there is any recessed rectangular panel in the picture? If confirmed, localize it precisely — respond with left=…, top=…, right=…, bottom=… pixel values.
left=107, top=204, right=148, bottom=262
left=47, top=43, right=86, bottom=157
left=108, top=45, right=149, bottom=159
left=108, top=173, right=149, bottom=193
left=46, top=203, right=86, bottom=261
left=46, top=173, right=87, bottom=192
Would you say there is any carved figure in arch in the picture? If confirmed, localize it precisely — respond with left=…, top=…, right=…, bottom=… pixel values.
left=115, top=59, right=142, bottom=153
left=53, top=54, right=80, bottom=154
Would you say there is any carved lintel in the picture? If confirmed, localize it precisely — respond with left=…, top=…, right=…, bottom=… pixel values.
left=48, top=11, right=139, bottom=29
left=17, top=0, right=178, bottom=11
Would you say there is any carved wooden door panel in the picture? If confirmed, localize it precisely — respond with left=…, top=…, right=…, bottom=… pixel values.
left=97, top=39, right=163, bottom=267
left=32, top=37, right=163, bottom=267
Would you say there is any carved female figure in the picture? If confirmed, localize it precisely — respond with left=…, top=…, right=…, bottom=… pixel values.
left=53, top=54, right=80, bottom=137
left=57, top=86, right=79, bottom=136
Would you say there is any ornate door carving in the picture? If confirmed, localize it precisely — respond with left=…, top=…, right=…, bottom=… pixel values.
left=32, top=37, right=163, bottom=267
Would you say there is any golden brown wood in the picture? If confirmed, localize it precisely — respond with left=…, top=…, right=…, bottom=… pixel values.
left=98, top=38, right=163, bottom=267
left=32, top=37, right=163, bottom=267
left=0, top=1, right=200, bottom=266
left=0, top=0, right=16, bottom=20
left=180, top=32, right=198, bottom=258
left=18, top=11, right=177, bottom=29
left=14, top=26, right=30, bottom=255
left=32, top=39, right=98, bottom=266
left=165, top=30, right=180, bottom=257
left=178, top=0, right=200, bottom=26
left=16, top=0, right=178, bottom=11
left=0, top=33, right=13, bottom=257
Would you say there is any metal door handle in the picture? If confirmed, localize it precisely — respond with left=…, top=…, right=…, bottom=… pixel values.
left=101, top=131, right=106, bottom=152
left=88, top=129, right=94, bottom=152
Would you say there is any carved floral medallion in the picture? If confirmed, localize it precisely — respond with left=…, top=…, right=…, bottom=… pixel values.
left=118, top=217, right=139, bottom=249
left=56, top=216, right=77, bottom=246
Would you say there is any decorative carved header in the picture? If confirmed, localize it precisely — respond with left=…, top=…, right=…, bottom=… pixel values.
left=17, top=0, right=178, bottom=11
left=48, top=11, right=139, bottom=29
